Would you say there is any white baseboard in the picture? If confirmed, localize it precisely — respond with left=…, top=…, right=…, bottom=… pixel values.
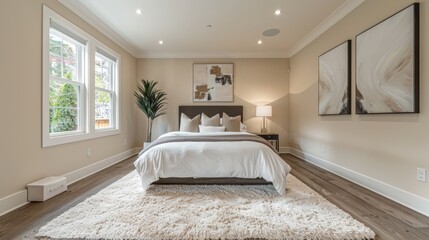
left=289, top=148, right=429, bottom=217
left=279, top=147, right=291, bottom=154
left=65, top=148, right=140, bottom=185
left=0, top=147, right=139, bottom=217
left=0, top=190, right=28, bottom=217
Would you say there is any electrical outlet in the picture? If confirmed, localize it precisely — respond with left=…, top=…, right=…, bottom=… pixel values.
left=417, top=168, right=426, bottom=182
left=87, top=147, right=91, bottom=157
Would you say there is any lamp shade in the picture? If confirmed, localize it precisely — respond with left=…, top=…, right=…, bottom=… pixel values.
left=256, top=105, right=272, bottom=117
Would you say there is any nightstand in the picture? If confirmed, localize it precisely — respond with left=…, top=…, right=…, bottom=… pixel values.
left=251, top=132, right=279, bottom=151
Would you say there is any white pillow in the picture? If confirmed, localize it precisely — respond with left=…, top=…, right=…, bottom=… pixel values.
left=199, top=125, right=226, bottom=133
left=240, top=122, right=248, bottom=132
left=179, top=113, right=200, bottom=132
left=222, top=113, right=241, bottom=132
left=220, top=118, right=248, bottom=132
left=201, top=113, right=221, bottom=126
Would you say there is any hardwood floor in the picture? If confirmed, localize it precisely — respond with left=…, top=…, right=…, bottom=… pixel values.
left=284, top=154, right=429, bottom=240
left=0, top=156, right=137, bottom=240
left=1, top=154, right=428, bottom=239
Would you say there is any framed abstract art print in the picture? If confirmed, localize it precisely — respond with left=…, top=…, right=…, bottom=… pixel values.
left=193, top=63, right=234, bottom=102
left=355, top=3, right=419, bottom=114
left=318, top=40, right=351, bottom=115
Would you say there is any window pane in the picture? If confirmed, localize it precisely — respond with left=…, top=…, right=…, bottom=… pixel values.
left=95, top=73, right=104, bottom=89
left=95, top=90, right=112, bottom=129
left=102, top=66, right=110, bottom=75
left=63, top=61, right=77, bottom=81
left=49, top=81, right=80, bottom=133
left=62, top=39, right=78, bottom=81
left=49, top=55, right=62, bottom=78
left=102, top=59, right=110, bottom=68
left=95, top=66, right=102, bottom=74
left=49, top=33, right=63, bottom=78
left=103, top=75, right=111, bottom=86
left=95, top=54, right=113, bottom=90
left=49, top=31, right=80, bottom=82
left=62, top=39, right=77, bottom=59
left=95, top=75, right=111, bottom=89
left=49, top=34, right=62, bottom=56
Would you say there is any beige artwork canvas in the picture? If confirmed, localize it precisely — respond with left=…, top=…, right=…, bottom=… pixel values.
left=193, top=64, right=234, bottom=102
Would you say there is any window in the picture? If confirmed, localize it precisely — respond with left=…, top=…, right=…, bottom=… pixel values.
left=49, top=28, right=85, bottom=135
left=95, top=49, right=118, bottom=130
left=43, top=6, right=120, bottom=147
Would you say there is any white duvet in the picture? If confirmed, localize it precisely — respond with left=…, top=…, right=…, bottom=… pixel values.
left=134, top=131, right=291, bottom=195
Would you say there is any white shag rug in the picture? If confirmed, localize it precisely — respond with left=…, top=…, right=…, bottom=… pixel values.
left=37, top=171, right=375, bottom=240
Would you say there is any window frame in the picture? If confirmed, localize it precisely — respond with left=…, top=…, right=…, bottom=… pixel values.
left=43, top=6, right=120, bottom=147
left=48, top=28, right=86, bottom=136
left=93, top=47, right=119, bottom=131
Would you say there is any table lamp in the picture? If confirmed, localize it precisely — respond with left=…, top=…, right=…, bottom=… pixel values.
left=256, top=105, right=272, bottom=133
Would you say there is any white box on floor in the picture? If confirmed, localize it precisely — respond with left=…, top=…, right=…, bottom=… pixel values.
left=27, top=176, right=67, bottom=202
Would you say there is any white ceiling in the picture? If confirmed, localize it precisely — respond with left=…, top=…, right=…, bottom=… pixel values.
left=59, top=0, right=365, bottom=58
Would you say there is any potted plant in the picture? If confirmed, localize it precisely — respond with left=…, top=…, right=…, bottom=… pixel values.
left=134, top=79, right=167, bottom=147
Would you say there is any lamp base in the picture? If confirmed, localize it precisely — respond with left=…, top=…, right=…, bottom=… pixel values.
left=260, top=128, right=268, bottom=133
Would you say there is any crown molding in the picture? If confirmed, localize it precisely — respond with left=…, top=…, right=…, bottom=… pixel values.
left=286, top=0, right=365, bottom=58
left=58, top=0, right=139, bottom=58
left=138, top=51, right=289, bottom=59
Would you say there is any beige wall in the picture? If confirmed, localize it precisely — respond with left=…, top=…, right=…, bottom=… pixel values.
left=290, top=0, right=429, bottom=199
left=136, top=58, right=290, bottom=148
left=0, top=1, right=137, bottom=199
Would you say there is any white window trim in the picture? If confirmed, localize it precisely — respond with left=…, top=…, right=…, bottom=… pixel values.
left=92, top=43, right=121, bottom=135
left=43, top=5, right=120, bottom=147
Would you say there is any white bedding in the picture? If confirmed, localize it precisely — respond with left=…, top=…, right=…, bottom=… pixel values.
left=134, top=131, right=291, bottom=195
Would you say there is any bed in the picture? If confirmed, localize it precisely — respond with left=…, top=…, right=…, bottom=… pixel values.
left=134, top=105, right=291, bottom=195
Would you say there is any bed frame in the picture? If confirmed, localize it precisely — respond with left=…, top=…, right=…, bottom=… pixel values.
left=153, top=105, right=271, bottom=186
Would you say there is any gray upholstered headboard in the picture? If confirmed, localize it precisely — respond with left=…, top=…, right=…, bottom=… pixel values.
left=179, top=105, right=243, bottom=126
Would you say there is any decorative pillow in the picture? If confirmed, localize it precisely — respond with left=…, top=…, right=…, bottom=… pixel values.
left=201, top=113, right=221, bottom=126
left=240, top=122, right=248, bottom=132
left=222, top=113, right=241, bottom=132
left=199, top=125, right=226, bottom=133
left=179, top=113, right=200, bottom=132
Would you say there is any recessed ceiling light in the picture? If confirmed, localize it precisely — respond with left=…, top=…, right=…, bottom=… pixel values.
left=136, top=9, right=142, bottom=15
left=257, top=40, right=262, bottom=45
left=158, top=40, right=163, bottom=45
left=206, top=24, right=212, bottom=28
left=275, top=9, right=281, bottom=15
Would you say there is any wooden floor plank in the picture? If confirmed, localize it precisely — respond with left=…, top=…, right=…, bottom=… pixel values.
left=0, top=153, right=428, bottom=240
left=283, top=154, right=429, bottom=240
left=0, top=155, right=137, bottom=240
left=419, top=227, right=429, bottom=235
left=329, top=178, right=429, bottom=228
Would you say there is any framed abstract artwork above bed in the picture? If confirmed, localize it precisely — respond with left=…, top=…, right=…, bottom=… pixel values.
left=355, top=3, right=419, bottom=114
left=193, top=63, right=234, bottom=102
left=318, top=40, right=351, bottom=115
